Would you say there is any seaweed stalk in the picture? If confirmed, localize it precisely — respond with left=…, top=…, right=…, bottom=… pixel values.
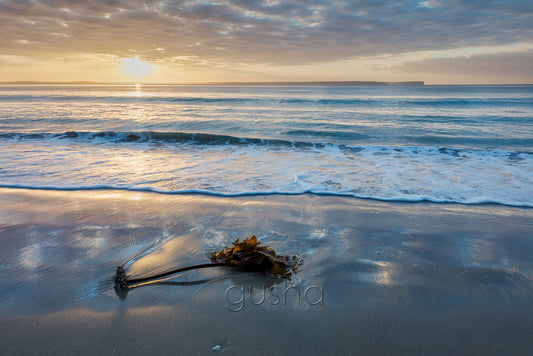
left=114, top=262, right=230, bottom=291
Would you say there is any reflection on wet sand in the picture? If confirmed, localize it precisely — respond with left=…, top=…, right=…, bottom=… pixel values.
left=1, top=189, right=532, bottom=354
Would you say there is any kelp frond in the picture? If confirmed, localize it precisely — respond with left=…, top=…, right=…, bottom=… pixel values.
left=209, top=235, right=302, bottom=279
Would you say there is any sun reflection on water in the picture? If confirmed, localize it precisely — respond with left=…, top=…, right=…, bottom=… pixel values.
left=133, top=83, right=143, bottom=97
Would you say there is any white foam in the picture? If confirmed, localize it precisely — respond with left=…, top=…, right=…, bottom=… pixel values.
left=0, top=140, right=531, bottom=207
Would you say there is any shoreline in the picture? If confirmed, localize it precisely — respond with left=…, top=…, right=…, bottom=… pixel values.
left=1, top=185, right=531, bottom=208
left=1, top=188, right=532, bottom=354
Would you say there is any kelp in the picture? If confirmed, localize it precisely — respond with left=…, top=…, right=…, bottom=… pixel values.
left=114, top=235, right=302, bottom=293
left=209, top=235, right=302, bottom=278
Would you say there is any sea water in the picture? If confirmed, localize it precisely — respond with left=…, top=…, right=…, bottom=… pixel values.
left=0, top=84, right=532, bottom=206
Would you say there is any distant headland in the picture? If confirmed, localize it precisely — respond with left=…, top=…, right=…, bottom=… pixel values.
left=197, top=81, right=425, bottom=86
left=1, top=80, right=425, bottom=86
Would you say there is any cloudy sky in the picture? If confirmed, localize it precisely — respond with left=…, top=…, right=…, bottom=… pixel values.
left=1, top=0, right=532, bottom=83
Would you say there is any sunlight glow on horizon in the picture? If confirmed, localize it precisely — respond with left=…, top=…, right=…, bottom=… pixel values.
left=121, top=56, right=156, bottom=80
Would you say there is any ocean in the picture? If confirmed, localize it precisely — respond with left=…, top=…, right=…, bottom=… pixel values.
left=1, top=83, right=532, bottom=206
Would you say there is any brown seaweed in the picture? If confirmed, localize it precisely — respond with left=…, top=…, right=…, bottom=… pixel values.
left=209, top=235, right=302, bottom=278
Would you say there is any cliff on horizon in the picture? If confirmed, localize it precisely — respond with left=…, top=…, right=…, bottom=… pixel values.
left=1, top=80, right=425, bottom=86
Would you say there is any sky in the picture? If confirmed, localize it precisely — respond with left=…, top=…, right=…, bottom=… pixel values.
left=1, top=0, right=532, bottom=84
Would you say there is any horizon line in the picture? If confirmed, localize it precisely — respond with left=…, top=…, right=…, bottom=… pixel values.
left=1, top=80, right=425, bottom=86
left=1, top=80, right=532, bottom=86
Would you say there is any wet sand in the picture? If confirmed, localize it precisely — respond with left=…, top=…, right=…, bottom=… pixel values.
left=0, top=188, right=532, bottom=355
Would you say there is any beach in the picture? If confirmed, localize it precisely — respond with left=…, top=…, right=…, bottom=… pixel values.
left=1, top=188, right=532, bottom=355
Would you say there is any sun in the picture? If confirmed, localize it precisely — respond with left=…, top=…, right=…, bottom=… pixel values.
left=121, top=56, right=156, bottom=79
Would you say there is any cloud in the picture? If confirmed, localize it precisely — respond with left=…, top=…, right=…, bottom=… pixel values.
left=0, top=0, right=532, bottom=80
left=391, top=49, right=533, bottom=84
